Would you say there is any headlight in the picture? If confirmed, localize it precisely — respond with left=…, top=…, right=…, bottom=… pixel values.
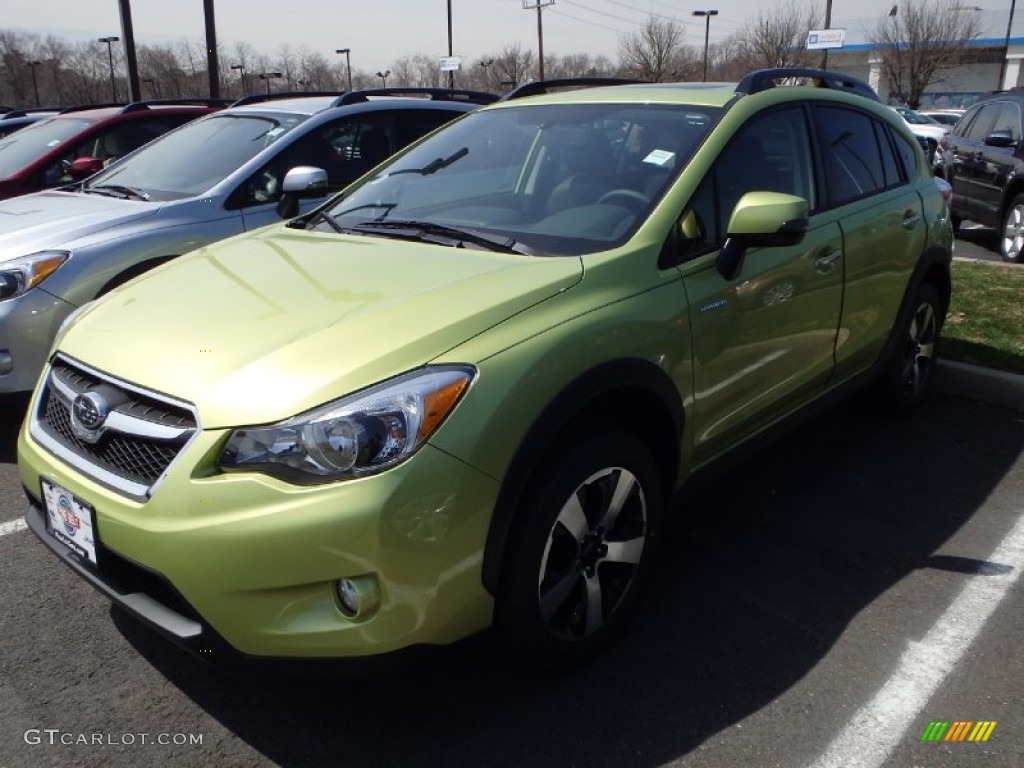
left=0, top=251, right=69, bottom=301
left=220, top=366, right=475, bottom=484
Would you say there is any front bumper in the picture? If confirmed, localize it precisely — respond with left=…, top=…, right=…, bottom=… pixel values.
left=0, top=288, right=75, bottom=394
left=19, top=420, right=499, bottom=659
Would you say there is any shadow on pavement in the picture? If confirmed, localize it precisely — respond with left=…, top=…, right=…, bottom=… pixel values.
left=115, top=393, right=1024, bottom=767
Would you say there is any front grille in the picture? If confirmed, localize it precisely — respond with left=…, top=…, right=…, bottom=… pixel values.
left=34, top=357, right=198, bottom=496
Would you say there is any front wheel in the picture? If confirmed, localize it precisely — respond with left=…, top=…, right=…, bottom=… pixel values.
left=496, top=433, right=661, bottom=670
left=1001, top=194, right=1024, bottom=263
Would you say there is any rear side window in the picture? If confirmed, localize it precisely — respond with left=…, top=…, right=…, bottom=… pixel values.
left=890, top=127, right=921, bottom=180
left=814, top=106, right=899, bottom=206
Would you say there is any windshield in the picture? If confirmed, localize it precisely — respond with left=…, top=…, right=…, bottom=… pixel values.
left=86, top=112, right=308, bottom=200
left=0, top=117, right=92, bottom=178
left=901, top=110, right=939, bottom=125
left=317, top=103, right=721, bottom=256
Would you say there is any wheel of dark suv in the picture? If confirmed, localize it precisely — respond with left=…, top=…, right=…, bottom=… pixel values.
left=497, top=432, right=661, bottom=670
left=874, top=283, right=941, bottom=415
left=1001, top=193, right=1024, bottom=263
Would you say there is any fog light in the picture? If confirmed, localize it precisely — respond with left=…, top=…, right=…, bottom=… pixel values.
left=335, top=575, right=380, bottom=619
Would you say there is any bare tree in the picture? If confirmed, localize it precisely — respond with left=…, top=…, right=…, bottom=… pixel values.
left=731, top=0, right=821, bottom=72
left=493, top=43, right=534, bottom=90
left=618, top=16, right=685, bottom=82
left=871, top=0, right=983, bottom=108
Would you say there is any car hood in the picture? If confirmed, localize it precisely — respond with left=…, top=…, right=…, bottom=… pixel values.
left=59, top=227, right=583, bottom=428
left=0, top=190, right=154, bottom=257
left=906, top=124, right=948, bottom=140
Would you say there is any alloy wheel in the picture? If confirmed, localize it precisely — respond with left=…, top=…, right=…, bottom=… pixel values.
left=536, top=466, right=647, bottom=641
left=900, top=299, right=937, bottom=400
left=1002, top=202, right=1024, bottom=261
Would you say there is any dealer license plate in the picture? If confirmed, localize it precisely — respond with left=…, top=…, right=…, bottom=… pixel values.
left=42, top=479, right=98, bottom=566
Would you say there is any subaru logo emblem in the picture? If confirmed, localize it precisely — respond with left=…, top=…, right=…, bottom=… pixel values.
left=71, top=391, right=109, bottom=441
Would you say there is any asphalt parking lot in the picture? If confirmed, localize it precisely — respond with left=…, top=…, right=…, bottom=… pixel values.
left=1, top=362, right=1023, bottom=767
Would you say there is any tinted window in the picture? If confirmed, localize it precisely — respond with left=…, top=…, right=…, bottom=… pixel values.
left=678, top=107, right=814, bottom=258
left=992, top=102, right=1022, bottom=141
left=815, top=107, right=891, bottom=205
left=965, top=104, right=1000, bottom=141
left=872, top=121, right=902, bottom=187
left=953, top=105, right=982, bottom=138
left=891, top=126, right=921, bottom=181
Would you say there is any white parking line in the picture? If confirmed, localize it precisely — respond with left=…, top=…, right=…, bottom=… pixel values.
left=0, top=518, right=28, bottom=537
left=809, top=511, right=1024, bottom=768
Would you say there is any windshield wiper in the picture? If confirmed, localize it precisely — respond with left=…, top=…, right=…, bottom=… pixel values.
left=306, top=210, right=345, bottom=233
left=351, top=220, right=530, bottom=255
left=388, top=147, right=469, bottom=176
left=86, top=184, right=150, bottom=201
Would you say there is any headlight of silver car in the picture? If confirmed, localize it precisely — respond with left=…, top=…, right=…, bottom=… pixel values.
left=220, top=366, right=475, bottom=484
left=0, top=251, right=69, bottom=301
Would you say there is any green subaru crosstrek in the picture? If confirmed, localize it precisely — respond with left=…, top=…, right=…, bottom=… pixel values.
left=19, top=69, right=953, bottom=669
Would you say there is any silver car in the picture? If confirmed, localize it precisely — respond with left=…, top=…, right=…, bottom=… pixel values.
left=0, top=89, right=493, bottom=393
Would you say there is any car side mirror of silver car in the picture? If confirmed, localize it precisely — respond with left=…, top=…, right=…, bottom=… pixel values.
left=277, top=166, right=329, bottom=219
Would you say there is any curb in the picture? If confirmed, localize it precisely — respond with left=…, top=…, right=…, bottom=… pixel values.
left=934, top=359, right=1024, bottom=413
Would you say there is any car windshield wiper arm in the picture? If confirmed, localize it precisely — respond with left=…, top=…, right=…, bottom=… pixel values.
left=388, top=147, right=469, bottom=176
left=351, top=219, right=530, bottom=255
left=86, top=184, right=150, bottom=201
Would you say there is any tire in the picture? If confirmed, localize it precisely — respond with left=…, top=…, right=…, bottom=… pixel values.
left=496, top=432, right=661, bottom=670
left=1001, top=193, right=1024, bottom=263
left=873, top=282, right=942, bottom=415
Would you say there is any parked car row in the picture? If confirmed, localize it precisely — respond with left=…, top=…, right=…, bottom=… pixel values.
left=12, top=70, right=954, bottom=672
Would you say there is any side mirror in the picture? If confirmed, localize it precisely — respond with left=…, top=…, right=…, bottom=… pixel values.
left=716, top=191, right=810, bottom=281
left=69, top=157, right=104, bottom=180
left=984, top=129, right=1017, bottom=148
left=276, top=165, right=329, bottom=219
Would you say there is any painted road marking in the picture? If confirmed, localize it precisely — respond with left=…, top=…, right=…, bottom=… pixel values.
left=0, top=518, right=28, bottom=537
left=809, top=510, right=1024, bottom=768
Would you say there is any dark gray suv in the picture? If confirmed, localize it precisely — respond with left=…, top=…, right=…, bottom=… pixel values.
left=937, top=90, right=1024, bottom=262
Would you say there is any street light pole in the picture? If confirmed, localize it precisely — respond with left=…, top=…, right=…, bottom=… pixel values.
left=258, top=72, right=282, bottom=95
left=692, top=10, right=718, bottom=83
left=27, top=61, right=42, bottom=107
left=98, top=36, right=120, bottom=102
left=1000, top=0, right=1018, bottom=89
left=447, top=0, right=454, bottom=88
left=335, top=48, right=353, bottom=91
left=231, top=64, right=247, bottom=96
left=376, top=69, right=390, bottom=86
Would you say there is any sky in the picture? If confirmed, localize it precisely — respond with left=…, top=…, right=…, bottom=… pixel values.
left=3, top=1, right=1016, bottom=74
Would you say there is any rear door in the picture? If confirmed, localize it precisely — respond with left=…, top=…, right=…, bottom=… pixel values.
left=812, top=105, right=929, bottom=379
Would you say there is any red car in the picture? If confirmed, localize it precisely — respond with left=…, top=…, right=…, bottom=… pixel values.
left=0, top=99, right=227, bottom=200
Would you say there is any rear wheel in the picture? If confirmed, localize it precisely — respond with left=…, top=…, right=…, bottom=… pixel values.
left=497, top=432, right=661, bottom=670
left=1001, top=194, right=1024, bottom=263
left=873, top=283, right=942, bottom=415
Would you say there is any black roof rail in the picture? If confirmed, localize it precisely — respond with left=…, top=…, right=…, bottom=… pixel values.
left=500, top=77, right=645, bottom=102
left=735, top=68, right=879, bottom=102
left=0, top=107, right=60, bottom=119
left=120, top=98, right=232, bottom=112
left=331, top=87, right=498, bottom=107
left=227, top=91, right=344, bottom=108
left=0, top=105, right=14, bottom=114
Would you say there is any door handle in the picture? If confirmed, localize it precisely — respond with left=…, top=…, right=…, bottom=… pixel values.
left=902, top=212, right=921, bottom=230
left=814, top=250, right=842, bottom=273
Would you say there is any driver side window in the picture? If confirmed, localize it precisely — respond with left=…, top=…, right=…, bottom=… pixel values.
left=678, top=107, right=813, bottom=261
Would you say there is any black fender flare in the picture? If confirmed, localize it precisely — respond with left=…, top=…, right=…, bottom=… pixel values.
left=481, top=357, right=684, bottom=595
